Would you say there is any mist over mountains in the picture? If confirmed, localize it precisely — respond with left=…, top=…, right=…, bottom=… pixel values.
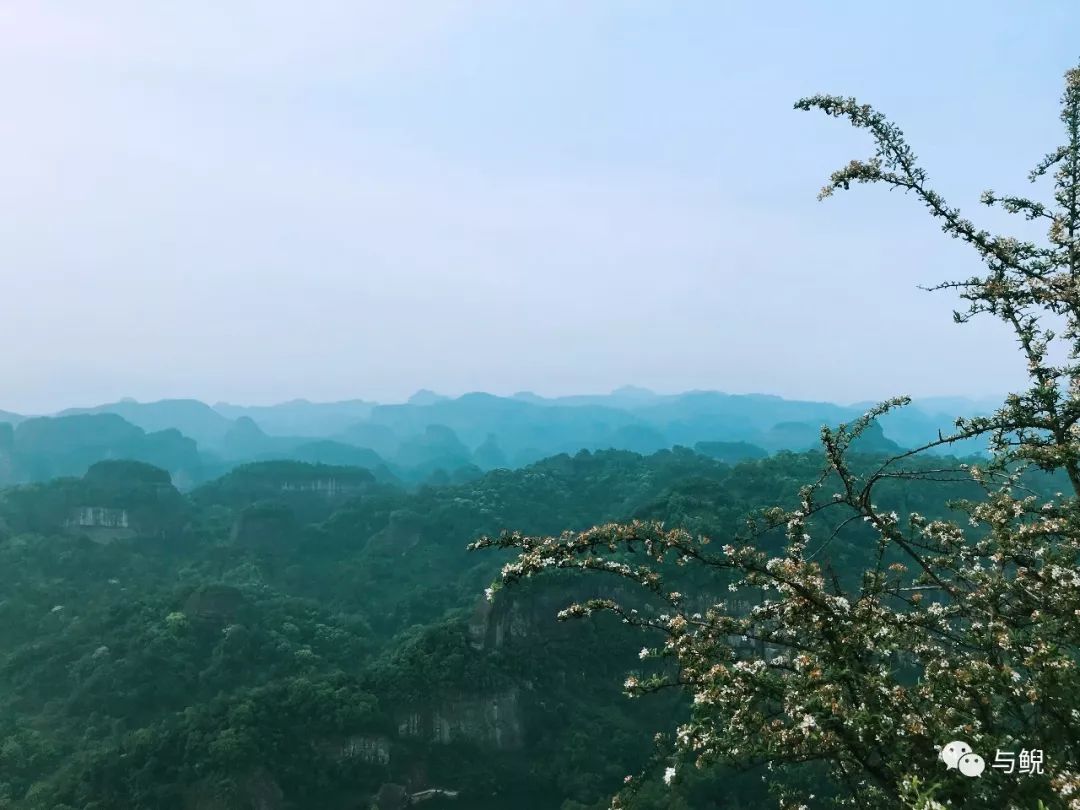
left=0, top=388, right=994, bottom=490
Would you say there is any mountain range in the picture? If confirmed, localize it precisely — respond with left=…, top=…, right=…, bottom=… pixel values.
left=0, top=388, right=997, bottom=490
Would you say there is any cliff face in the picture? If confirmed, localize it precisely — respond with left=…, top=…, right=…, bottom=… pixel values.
left=278, top=477, right=361, bottom=495
left=69, top=506, right=130, bottom=528
left=337, top=734, right=392, bottom=765
left=396, top=688, right=523, bottom=751
left=65, top=506, right=135, bottom=542
left=468, top=597, right=532, bottom=651
left=195, top=461, right=378, bottom=523
left=466, top=579, right=663, bottom=651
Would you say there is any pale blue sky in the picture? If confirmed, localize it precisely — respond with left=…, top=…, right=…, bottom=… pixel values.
left=1, top=1, right=1077, bottom=413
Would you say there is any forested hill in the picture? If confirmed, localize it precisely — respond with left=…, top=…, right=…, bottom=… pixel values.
left=0, top=390, right=993, bottom=492
left=0, top=446, right=1017, bottom=810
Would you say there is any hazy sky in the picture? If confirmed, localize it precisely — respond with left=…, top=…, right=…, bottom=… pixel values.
left=2, top=2, right=1077, bottom=413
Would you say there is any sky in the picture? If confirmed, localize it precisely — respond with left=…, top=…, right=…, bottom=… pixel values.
left=1, top=1, right=1077, bottom=414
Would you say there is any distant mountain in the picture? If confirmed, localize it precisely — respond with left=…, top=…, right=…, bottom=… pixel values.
left=3, top=414, right=203, bottom=487
left=58, top=399, right=234, bottom=449
left=407, top=389, right=449, bottom=406
left=217, top=419, right=393, bottom=478
left=694, top=440, right=769, bottom=464
left=514, top=385, right=661, bottom=408
left=910, top=396, right=1002, bottom=416
left=876, top=408, right=988, bottom=456
left=221, top=416, right=278, bottom=459
left=760, top=421, right=823, bottom=452
left=265, top=440, right=385, bottom=470
left=395, top=424, right=473, bottom=470
left=853, top=420, right=905, bottom=454
left=473, top=434, right=508, bottom=470
left=0, top=409, right=25, bottom=426
left=367, top=392, right=642, bottom=458
left=640, top=391, right=857, bottom=432
left=606, top=423, right=670, bottom=454
left=0, top=390, right=998, bottom=492
left=212, top=398, right=376, bottom=437
left=332, top=422, right=400, bottom=457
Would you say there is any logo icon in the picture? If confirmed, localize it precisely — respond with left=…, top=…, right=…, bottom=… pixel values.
left=939, top=740, right=973, bottom=771
left=939, top=741, right=986, bottom=778
left=958, top=753, right=986, bottom=777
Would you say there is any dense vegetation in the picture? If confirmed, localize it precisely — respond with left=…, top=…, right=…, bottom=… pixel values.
left=0, top=445, right=994, bottom=809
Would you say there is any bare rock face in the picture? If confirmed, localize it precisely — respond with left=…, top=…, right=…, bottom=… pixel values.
left=65, top=506, right=135, bottom=543
left=467, top=595, right=531, bottom=651
left=279, top=477, right=361, bottom=496
left=69, top=506, right=131, bottom=529
left=467, top=598, right=494, bottom=649
left=432, top=689, right=523, bottom=750
left=396, top=688, right=523, bottom=751
left=337, top=734, right=392, bottom=765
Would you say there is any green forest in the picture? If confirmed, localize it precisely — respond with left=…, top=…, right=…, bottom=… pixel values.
left=0, top=444, right=1012, bottom=809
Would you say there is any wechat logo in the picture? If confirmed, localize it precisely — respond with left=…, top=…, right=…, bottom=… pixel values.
left=939, top=740, right=986, bottom=777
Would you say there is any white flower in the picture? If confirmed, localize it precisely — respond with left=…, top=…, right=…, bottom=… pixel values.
left=663, top=766, right=676, bottom=785
left=484, top=587, right=495, bottom=602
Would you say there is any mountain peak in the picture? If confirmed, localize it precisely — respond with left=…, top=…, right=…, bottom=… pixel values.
left=408, top=389, right=448, bottom=406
